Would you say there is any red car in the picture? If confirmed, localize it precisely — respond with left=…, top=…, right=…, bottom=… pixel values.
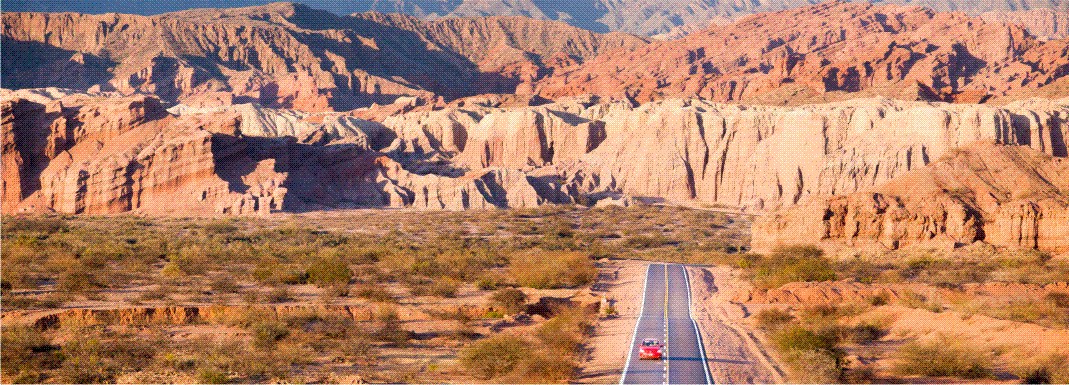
left=639, top=338, right=663, bottom=360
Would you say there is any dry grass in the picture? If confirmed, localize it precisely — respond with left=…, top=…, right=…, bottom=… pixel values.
left=892, top=336, right=993, bottom=379
left=1, top=206, right=750, bottom=383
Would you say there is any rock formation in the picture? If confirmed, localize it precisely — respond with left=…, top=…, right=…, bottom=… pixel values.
left=533, top=1, right=1069, bottom=105
left=1, top=3, right=646, bottom=111
left=753, top=144, right=1069, bottom=253
left=7, top=0, right=1067, bottom=38
left=0, top=89, right=574, bottom=214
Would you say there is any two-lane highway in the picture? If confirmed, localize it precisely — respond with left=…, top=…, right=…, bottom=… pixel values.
left=621, top=264, right=712, bottom=385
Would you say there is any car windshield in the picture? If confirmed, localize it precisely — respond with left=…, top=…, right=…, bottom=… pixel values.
left=643, top=340, right=659, bottom=346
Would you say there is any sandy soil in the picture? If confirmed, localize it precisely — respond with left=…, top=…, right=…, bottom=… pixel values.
left=576, top=259, right=649, bottom=383
left=687, top=265, right=787, bottom=384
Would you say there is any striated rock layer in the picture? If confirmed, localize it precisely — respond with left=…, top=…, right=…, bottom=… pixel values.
left=4, top=88, right=1069, bottom=251
left=0, top=89, right=564, bottom=214
left=533, top=1, right=1069, bottom=105
left=753, top=144, right=1069, bottom=253
left=1, top=3, right=646, bottom=112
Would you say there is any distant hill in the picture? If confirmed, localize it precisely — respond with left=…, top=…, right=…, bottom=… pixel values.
left=5, top=0, right=1069, bottom=37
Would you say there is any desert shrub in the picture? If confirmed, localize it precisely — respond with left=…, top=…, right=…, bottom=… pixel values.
left=1011, top=353, right=1069, bottom=384
left=1045, top=292, right=1069, bottom=308
left=459, top=334, right=530, bottom=380
left=476, top=275, right=500, bottom=290
left=899, top=291, right=943, bottom=313
left=772, top=326, right=840, bottom=354
left=510, top=250, right=595, bottom=289
left=1, top=326, right=62, bottom=380
left=755, top=308, right=794, bottom=330
left=354, top=284, right=396, bottom=303
left=844, top=322, right=887, bottom=344
left=489, top=288, right=528, bottom=314
left=197, top=367, right=231, bottom=384
left=782, top=349, right=842, bottom=383
left=428, top=278, right=460, bottom=298
left=210, top=276, right=241, bottom=294
left=250, top=321, right=290, bottom=349
left=2, top=216, right=68, bottom=234
left=373, top=307, right=413, bottom=346
left=742, top=245, right=837, bottom=289
left=203, top=220, right=238, bottom=235
left=535, top=307, right=592, bottom=354
left=512, top=354, right=576, bottom=383
left=893, top=337, right=992, bottom=379
left=57, top=262, right=103, bottom=293
left=306, top=256, right=352, bottom=287
left=266, top=287, right=293, bottom=303
left=252, top=261, right=308, bottom=285
left=167, top=244, right=215, bottom=276
left=622, top=233, right=671, bottom=249
left=987, top=299, right=1069, bottom=328
left=56, top=333, right=156, bottom=384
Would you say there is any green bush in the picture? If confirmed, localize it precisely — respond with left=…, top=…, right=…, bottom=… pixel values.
left=782, top=349, right=842, bottom=383
left=510, top=250, right=596, bottom=289
left=513, top=354, right=576, bottom=383
left=734, top=245, right=836, bottom=289
left=535, top=307, right=591, bottom=354
left=196, top=367, right=231, bottom=384
left=894, top=337, right=992, bottom=379
left=306, top=257, right=352, bottom=287
left=845, top=323, right=886, bottom=344
left=1, top=326, right=62, bottom=379
left=459, top=334, right=529, bottom=380
left=428, top=278, right=460, bottom=298
left=250, top=321, right=290, bottom=349
left=57, top=262, right=103, bottom=293
left=754, top=308, right=794, bottom=330
left=772, top=326, right=839, bottom=354
left=1012, top=353, right=1069, bottom=384
left=489, top=288, right=528, bottom=314
left=354, top=285, right=396, bottom=303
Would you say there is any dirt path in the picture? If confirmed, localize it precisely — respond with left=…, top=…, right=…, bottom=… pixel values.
left=577, top=259, right=648, bottom=383
left=686, top=265, right=786, bottom=384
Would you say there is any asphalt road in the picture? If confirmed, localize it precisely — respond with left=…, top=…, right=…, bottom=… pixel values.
left=621, top=264, right=713, bottom=385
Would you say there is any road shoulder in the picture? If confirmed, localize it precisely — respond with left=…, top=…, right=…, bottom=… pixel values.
left=577, top=259, right=649, bottom=383
left=686, top=265, right=786, bottom=384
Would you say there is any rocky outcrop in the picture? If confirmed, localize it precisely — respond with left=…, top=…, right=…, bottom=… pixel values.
left=981, top=8, right=1069, bottom=40
left=753, top=144, right=1069, bottom=253
left=1, top=3, right=646, bottom=111
left=388, top=96, right=1068, bottom=211
left=5, top=89, right=1068, bottom=253
left=0, top=90, right=579, bottom=214
left=533, top=1, right=1069, bottom=105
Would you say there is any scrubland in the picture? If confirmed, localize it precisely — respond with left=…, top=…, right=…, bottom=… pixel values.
left=5, top=205, right=1066, bottom=384
left=730, top=245, right=1069, bottom=384
left=1, top=205, right=744, bottom=383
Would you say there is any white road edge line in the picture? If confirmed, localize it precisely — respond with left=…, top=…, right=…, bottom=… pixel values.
left=684, top=266, right=715, bottom=385
left=664, top=264, right=670, bottom=385
left=620, top=263, right=653, bottom=385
